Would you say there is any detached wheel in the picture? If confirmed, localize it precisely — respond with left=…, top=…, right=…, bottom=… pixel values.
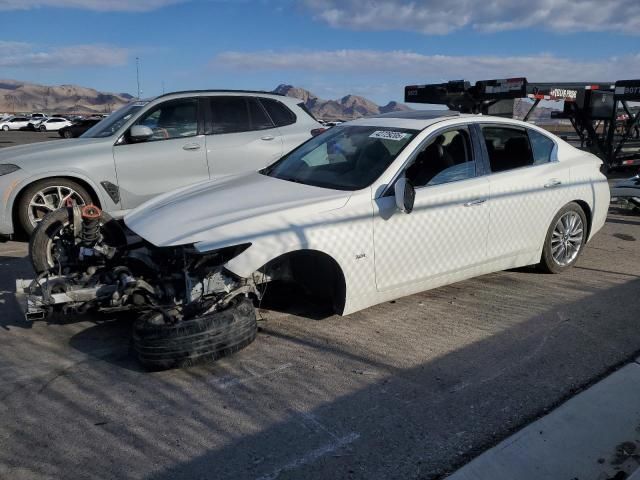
left=133, top=298, right=258, bottom=370
left=539, top=202, right=587, bottom=273
left=18, top=178, right=92, bottom=235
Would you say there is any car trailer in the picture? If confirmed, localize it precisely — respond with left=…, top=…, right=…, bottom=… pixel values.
left=404, top=77, right=640, bottom=171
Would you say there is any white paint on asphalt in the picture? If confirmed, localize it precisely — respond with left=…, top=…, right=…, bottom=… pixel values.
left=212, top=363, right=294, bottom=389
left=255, top=432, right=360, bottom=480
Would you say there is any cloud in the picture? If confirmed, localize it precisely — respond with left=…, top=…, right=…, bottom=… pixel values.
left=302, top=0, right=640, bottom=34
left=0, top=0, right=183, bottom=11
left=0, top=41, right=129, bottom=68
left=214, top=49, right=640, bottom=82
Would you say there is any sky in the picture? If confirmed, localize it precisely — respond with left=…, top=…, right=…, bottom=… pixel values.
left=0, top=0, right=639, bottom=104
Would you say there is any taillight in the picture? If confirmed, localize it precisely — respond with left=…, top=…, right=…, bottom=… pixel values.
left=311, top=128, right=327, bottom=137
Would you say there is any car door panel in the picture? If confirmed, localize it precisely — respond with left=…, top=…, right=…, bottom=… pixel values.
left=205, top=130, right=283, bottom=178
left=481, top=124, right=572, bottom=261
left=112, top=97, right=209, bottom=210
left=373, top=177, right=490, bottom=291
left=204, top=96, right=284, bottom=178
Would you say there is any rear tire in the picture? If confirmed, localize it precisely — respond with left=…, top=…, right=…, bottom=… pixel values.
left=538, top=202, right=587, bottom=274
left=17, top=177, right=93, bottom=235
left=63, top=130, right=73, bottom=139
left=132, top=298, right=258, bottom=370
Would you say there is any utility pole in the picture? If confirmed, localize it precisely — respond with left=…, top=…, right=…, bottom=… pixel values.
left=136, top=57, right=141, bottom=99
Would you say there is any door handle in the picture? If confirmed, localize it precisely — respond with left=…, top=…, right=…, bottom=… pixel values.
left=464, top=198, right=486, bottom=207
left=260, top=135, right=275, bottom=141
left=544, top=179, right=562, bottom=188
left=182, top=143, right=201, bottom=151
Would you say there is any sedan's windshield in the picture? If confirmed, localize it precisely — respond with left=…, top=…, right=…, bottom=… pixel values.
left=263, top=125, right=418, bottom=190
left=81, top=102, right=147, bottom=138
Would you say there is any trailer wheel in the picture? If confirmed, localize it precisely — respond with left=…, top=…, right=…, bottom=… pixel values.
left=132, top=298, right=257, bottom=370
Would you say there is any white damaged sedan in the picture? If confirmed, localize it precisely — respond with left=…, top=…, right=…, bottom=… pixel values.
left=20, top=111, right=610, bottom=369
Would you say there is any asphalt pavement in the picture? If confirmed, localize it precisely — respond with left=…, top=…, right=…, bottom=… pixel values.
left=0, top=129, right=61, bottom=148
left=0, top=130, right=639, bottom=479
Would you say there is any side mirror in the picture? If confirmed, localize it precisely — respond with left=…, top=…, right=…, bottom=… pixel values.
left=394, top=177, right=415, bottom=213
left=129, top=125, right=153, bottom=142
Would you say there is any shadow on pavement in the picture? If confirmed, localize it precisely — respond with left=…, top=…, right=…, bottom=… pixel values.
left=0, top=272, right=638, bottom=480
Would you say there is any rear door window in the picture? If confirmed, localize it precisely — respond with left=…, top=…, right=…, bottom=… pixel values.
left=260, top=98, right=297, bottom=126
left=481, top=126, right=534, bottom=173
left=527, top=129, right=556, bottom=165
left=207, top=96, right=275, bottom=134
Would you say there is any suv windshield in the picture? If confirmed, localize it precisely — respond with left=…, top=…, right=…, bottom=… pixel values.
left=81, top=102, right=147, bottom=138
left=262, top=125, right=418, bottom=190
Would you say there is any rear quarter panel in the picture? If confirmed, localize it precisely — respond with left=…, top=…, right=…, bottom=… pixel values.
left=564, top=149, right=610, bottom=241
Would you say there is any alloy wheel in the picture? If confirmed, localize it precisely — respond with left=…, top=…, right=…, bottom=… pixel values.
left=551, top=211, right=584, bottom=266
left=27, top=186, right=86, bottom=227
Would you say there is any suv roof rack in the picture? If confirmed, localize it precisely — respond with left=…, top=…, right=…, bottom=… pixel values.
left=153, top=89, right=285, bottom=100
left=404, top=77, right=640, bottom=169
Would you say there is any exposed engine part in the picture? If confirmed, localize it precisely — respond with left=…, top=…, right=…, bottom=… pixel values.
left=18, top=209, right=259, bottom=323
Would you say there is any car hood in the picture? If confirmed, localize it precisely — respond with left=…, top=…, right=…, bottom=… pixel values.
left=0, top=137, right=107, bottom=169
left=124, top=172, right=352, bottom=248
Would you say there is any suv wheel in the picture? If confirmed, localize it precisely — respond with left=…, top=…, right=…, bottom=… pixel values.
left=17, top=178, right=92, bottom=235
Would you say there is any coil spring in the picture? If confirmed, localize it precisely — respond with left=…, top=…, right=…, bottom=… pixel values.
left=81, top=217, right=100, bottom=247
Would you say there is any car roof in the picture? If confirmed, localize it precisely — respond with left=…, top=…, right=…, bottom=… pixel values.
left=347, top=111, right=539, bottom=131
left=142, top=90, right=304, bottom=109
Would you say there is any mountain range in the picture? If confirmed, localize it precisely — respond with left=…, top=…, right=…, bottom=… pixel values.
left=273, top=84, right=411, bottom=121
left=0, top=79, right=133, bottom=114
left=0, top=79, right=411, bottom=120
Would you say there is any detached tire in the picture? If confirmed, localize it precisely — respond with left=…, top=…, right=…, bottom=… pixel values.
left=133, top=298, right=257, bottom=370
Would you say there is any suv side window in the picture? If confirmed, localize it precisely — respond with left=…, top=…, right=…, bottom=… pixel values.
left=259, top=98, right=296, bottom=127
left=481, top=126, right=533, bottom=172
left=405, top=127, right=475, bottom=188
left=207, top=96, right=274, bottom=134
left=528, top=129, right=556, bottom=165
left=132, top=98, right=198, bottom=141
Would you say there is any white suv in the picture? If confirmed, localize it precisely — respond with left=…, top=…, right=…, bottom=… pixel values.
left=0, top=90, right=323, bottom=236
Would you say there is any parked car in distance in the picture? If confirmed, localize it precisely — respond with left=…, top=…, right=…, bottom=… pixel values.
left=37, top=117, right=73, bottom=131
left=58, top=118, right=101, bottom=138
left=1, top=116, right=31, bottom=131
left=23, top=118, right=47, bottom=131
left=0, top=90, right=323, bottom=236
left=21, top=110, right=610, bottom=368
left=30, top=113, right=47, bottom=121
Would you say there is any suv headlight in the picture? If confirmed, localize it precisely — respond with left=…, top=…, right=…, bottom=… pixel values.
left=0, top=164, right=20, bottom=176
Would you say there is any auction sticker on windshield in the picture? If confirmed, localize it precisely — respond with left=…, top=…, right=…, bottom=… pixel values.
left=369, top=130, right=408, bottom=141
